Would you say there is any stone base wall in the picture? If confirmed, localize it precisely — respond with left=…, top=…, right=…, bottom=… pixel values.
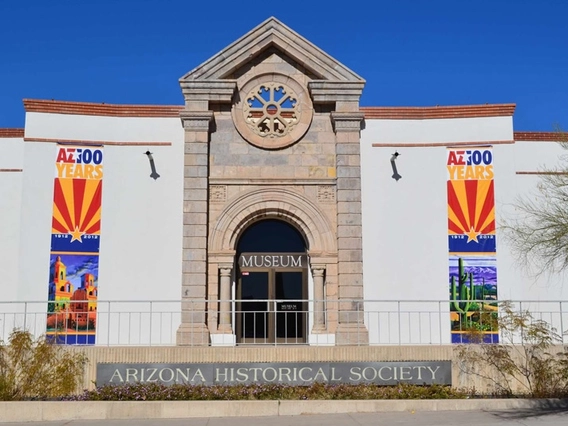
left=65, top=345, right=563, bottom=394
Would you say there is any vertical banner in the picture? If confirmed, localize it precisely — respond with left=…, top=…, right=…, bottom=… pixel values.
left=447, top=147, right=498, bottom=343
left=46, top=145, right=103, bottom=345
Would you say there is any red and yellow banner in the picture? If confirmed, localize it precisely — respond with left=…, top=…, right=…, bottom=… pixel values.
left=447, top=147, right=498, bottom=343
left=47, top=145, right=103, bottom=345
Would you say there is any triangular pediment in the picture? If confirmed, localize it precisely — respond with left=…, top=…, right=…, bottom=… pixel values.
left=180, top=17, right=364, bottom=83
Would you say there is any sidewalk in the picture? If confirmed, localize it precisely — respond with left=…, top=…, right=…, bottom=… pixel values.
left=0, top=399, right=567, bottom=424
left=1, top=409, right=568, bottom=426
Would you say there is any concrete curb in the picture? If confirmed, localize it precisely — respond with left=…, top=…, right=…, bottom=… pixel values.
left=0, top=399, right=566, bottom=423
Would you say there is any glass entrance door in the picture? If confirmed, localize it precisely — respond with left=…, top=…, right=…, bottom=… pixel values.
left=237, top=269, right=306, bottom=344
left=275, top=271, right=305, bottom=343
left=239, top=271, right=269, bottom=341
left=234, top=220, right=309, bottom=345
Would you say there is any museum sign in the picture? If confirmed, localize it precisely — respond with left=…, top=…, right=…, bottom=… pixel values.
left=239, top=253, right=308, bottom=269
left=97, top=361, right=451, bottom=386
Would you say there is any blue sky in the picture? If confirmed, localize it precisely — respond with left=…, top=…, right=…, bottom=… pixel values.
left=0, top=0, right=566, bottom=130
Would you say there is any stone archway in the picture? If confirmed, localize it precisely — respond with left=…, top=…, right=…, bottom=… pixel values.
left=208, top=187, right=338, bottom=344
left=210, top=187, right=337, bottom=255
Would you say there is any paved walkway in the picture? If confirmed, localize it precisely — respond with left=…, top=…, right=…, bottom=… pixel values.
left=2, top=408, right=568, bottom=426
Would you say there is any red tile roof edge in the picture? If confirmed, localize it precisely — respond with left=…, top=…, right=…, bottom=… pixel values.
left=23, top=99, right=184, bottom=117
left=514, top=131, right=568, bottom=142
left=23, top=99, right=518, bottom=120
left=361, top=104, right=516, bottom=119
left=0, top=128, right=24, bottom=138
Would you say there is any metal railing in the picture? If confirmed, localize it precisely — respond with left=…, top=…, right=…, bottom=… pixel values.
left=0, top=299, right=566, bottom=346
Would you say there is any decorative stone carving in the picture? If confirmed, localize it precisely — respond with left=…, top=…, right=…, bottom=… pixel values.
left=330, top=111, right=365, bottom=133
left=232, top=73, right=313, bottom=150
left=210, top=185, right=227, bottom=202
left=209, top=187, right=337, bottom=255
left=180, top=111, right=214, bottom=132
left=317, top=185, right=335, bottom=202
left=244, top=82, right=299, bottom=137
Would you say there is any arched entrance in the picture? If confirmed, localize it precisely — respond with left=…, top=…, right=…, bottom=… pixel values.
left=206, top=187, right=342, bottom=346
left=236, top=219, right=308, bottom=344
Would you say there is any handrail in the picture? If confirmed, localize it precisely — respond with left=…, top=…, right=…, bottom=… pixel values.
left=1, top=299, right=566, bottom=346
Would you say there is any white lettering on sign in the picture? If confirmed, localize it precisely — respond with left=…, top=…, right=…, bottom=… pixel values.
left=348, top=365, right=440, bottom=383
left=109, top=367, right=206, bottom=384
left=239, top=254, right=306, bottom=269
left=97, top=362, right=452, bottom=386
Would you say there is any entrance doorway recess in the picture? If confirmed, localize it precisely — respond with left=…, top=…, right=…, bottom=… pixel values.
left=237, top=260, right=307, bottom=344
left=235, top=220, right=308, bottom=345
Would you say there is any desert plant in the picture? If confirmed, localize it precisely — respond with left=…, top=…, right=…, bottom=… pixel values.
left=450, top=258, right=475, bottom=324
left=450, top=258, right=498, bottom=339
left=455, top=301, right=568, bottom=397
left=0, top=329, right=88, bottom=401
left=501, top=129, right=568, bottom=278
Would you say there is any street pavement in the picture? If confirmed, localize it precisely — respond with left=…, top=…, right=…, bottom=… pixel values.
left=2, top=408, right=568, bottom=426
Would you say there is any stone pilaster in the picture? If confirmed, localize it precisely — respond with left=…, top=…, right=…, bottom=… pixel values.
left=331, top=111, right=369, bottom=345
left=177, top=110, right=213, bottom=346
left=311, top=264, right=326, bottom=332
left=218, top=263, right=233, bottom=333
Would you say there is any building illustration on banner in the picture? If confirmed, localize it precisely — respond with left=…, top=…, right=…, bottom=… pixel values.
left=46, top=145, right=103, bottom=345
left=447, top=147, right=499, bottom=343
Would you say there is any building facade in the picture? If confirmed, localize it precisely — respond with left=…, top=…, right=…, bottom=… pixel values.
left=1, top=17, right=566, bottom=347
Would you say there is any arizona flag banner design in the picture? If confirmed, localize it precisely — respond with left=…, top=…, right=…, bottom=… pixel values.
left=447, top=147, right=498, bottom=343
left=46, top=145, right=103, bottom=345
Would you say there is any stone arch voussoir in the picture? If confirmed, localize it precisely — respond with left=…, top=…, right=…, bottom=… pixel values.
left=210, top=188, right=336, bottom=255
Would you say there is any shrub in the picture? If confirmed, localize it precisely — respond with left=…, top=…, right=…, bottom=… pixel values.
left=0, top=329, right=88, bottom=401
left=456, top=301, right=568, bottom=397
left=63, top=382, right=470, bottom=401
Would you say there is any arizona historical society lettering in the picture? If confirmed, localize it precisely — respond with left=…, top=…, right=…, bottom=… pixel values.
left=97, top=361, right=451, bottom=386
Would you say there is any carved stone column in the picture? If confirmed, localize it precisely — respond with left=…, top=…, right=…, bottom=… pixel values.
left=331, top=110, right=369, bottom=345
left=311, top=264, right=326, bottom=331
left=176, top=110, right=213, bottom=346
left=218, top=263, right=233, bottom=333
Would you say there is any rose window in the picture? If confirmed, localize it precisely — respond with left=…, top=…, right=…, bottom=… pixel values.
left=244, top=83, right=299, bottom=138
left=232, top=74, right=313, bottom=150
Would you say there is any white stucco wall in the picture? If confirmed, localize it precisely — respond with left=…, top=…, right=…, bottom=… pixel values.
left=0, top=136, right=24, bottom=336
left=367, top=116, right=514, bottom=144
left=496, top=140, right=568, bottom=301
left=14, top=112, right=184, bottom=343
left=4, top=109, right=567, bottom=346
left=360, top=118, right=567, bottom=344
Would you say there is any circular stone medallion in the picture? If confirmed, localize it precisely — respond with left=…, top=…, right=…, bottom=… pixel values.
left=232, top=74, right=313, bottom=150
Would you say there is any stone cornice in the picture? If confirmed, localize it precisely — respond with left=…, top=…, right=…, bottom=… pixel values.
left=330, top=111, right=365, bottom=133
left=310, top=264, right=326, bottom=274
left=180, top=80, right=237, bottom=104
left=179, top=17, right=365, bottom=82
left=209, top=177, right=336, bottom=186
left=219, top=263, right=234, bottom=273
left=309, top=81, right=365, bottom=103
left=208, top=251, right=237, bottom=264
left=308, top=253, right=338, bottom=263
left=180, top=110, right=214, bottom=132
